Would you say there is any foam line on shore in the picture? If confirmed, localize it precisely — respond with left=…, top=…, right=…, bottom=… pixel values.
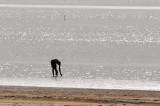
left=0, top=4, right=160, bottom=10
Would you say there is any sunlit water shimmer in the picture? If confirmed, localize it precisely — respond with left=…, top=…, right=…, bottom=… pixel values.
left=0, top=5, right=160, bottom=90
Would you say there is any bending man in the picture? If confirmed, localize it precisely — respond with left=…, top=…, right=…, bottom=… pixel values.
left=51, top=59, right=62, bottom=77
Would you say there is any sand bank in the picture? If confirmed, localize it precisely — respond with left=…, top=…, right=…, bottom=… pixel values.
left=0, top=85, right=160, bottom=106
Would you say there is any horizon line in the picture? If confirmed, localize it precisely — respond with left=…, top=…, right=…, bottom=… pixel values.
left=0, top=4, right=160, bottom=10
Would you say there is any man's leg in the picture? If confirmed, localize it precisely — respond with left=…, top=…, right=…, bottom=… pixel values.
left=55, top=68, right=58, bottom=76
left=52, top=68, right=54, bottom=77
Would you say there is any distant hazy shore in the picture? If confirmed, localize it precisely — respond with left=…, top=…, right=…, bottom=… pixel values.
left=0, top=85, right=160, bottom=105
left=0, top=0, right=160, bottom=7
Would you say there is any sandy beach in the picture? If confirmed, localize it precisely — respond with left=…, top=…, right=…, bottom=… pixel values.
left=0, top=86, right=160, bottom=106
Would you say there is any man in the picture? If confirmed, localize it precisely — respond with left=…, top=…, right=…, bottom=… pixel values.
left=50, top=59, right=62, bottom=77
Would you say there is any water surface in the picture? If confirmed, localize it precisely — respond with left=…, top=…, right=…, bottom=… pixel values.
left=0, top=5, right=160, bottom=90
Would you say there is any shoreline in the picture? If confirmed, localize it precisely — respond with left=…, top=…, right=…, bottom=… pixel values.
left=0, top=85, right=160, bottom=105
left=0, top=4, right=160, bottom=10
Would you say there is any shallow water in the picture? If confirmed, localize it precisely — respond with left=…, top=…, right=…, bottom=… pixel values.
left=0, top=4, right=160, bottom=90
left=0, top=63, right=160, bottom=90
left=1, top=77, right=160, bottom=91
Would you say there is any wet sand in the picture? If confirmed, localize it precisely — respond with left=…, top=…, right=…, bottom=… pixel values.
left=0, top=86, right=160, bottom=106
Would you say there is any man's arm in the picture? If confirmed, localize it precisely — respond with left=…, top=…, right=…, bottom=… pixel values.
left=59, top=62, right=62, bottom=76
